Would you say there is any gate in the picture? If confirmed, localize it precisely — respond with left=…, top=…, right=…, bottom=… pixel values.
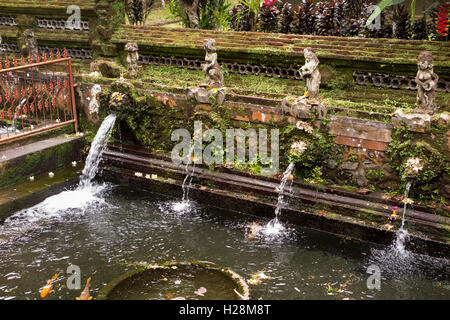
left=0, top=49, right=77, bottom=142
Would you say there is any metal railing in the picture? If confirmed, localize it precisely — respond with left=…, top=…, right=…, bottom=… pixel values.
left=0, top=49, right=77, bottom=142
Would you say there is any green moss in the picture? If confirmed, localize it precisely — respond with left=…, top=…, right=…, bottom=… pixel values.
left=366, top=169, right=386, bottom=183
left=386, top=127, right=447, bottom=202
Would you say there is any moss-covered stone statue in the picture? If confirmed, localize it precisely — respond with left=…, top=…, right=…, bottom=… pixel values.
left=24, top=29, right=38, bottom=57
left=392, top=51, right=440, bottom=132
left=186, top=38, right=227, bottom=104
left=202, top=39, right=224, bottom=88
left=299, top=47, right=321, bottom=99
left=415, top=51, right=439, bottom=115
left=281, top=47, right=326, bottom=120
left=125, top=42, right=139, bottom=78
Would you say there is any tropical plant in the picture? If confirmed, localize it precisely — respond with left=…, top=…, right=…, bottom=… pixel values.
left=124, top=0, right=154, bottom=25
left=294, top=0, right=316, bottom=34
left=235, top=0, right=263, bottom=31
left=213, top=0, right=232, bottom=30
left=344, top=0, right=367, bottom=19
left=259, top=0, right=280, bottom=32
left=231, top=4, right=255, bottom=31
left=279, top=2, right=294, bottom=33
left=431, top=0, right=449, bottom=39
left=392, top=4, right=411, bottom=38
left=366, top=0, right=442, bottom=27
left=411, top=16, right=427, bottom=39
left=315, top=1, right=335, bottom=35
left=168, top=0, right=232, bottom=30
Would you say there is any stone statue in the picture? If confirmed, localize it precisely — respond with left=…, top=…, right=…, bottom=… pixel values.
left=202, top=39, right=224, bottom=88
left=24, top=29, right=38, bottom=57
left=299, top=47, right=321, bottom=99
left=125, top=42, right=139, bottom=78
left=415, top=51, right=439, bottom=115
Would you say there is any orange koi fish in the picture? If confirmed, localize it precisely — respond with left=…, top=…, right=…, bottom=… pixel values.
left=247, top=222, right=259, bottom=240
left=40, top=273, right=58, bottom=298
left=76, top=277, right=92, bottom=300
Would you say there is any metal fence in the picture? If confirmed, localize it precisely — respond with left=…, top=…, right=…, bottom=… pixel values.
left=0, top=49, right=77, bottom=142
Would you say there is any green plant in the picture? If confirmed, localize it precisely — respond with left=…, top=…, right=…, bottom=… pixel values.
left=294, top=0, right=316, bottom=34
left=304, top=166, right=326, bottom=185
left=236, top=0, right=262, bottom=31
left=231, top=4, right=255, bottom=31
left=168, top=0, right=231, bottom=30
left=124, top=0, right=154, bottom=25
left=366, top=0, right=440, bottom=26
left=392, top=4, right=411, bottom=39
left=366, top=169, right=386, bottom=183
left=259, top=1, right=280, bottom=32
left=279, top=2, right=294, bottom=33
left=213, top=0, right=232, bottom=30
left=386, top=128, right=446, bottom=201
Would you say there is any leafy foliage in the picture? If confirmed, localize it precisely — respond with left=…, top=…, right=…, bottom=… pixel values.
left=168, top=0, right=231, bottom=30
left=386, top=127, right=446, bottom=201
left=315, top=1, right=335, bottom=35
left=392, top=4, right=411, bottom=39
left=279, top=3, right=294, bottom=34
left=294, top=0, right=316, bottom=34
left=259, top=2, right=281, bottom=32
left=411, top=17, right=427, bottom=40
left=124, top=0, right=154, bottom=25
left=231, top=4, right=255, bottom=31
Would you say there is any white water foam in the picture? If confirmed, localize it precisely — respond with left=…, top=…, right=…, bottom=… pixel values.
left=264, top=162, right=295, bottom=236
left=0, top=114, right=117, bottom=244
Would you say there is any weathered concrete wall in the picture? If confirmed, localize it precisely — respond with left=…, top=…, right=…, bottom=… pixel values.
left=0, top=131, right=85, bottom=189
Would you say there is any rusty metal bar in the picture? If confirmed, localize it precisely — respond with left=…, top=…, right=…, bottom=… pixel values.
left=67, top=57, right=78, bottom=133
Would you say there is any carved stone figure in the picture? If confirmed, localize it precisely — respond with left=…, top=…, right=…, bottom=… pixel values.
left=299, top=47, right=321, bottom=99
left=415, top=51, right=439, bottom=115
left=203, top=39, right=224, bottom=88
left=125, top=42, right=139, bottom=78
left=24, top=29, right=38, bottom=57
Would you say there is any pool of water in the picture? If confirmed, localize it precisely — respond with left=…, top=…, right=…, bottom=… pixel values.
left=0, top=182, right=449, bottom=300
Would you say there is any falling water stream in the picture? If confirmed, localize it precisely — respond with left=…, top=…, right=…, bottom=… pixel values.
left=395, top=181, right=412, bottom=257
left=0, top=114, right=117, bottom=243
left=170, top=145, right=196, bottom=213
left=181, top=145, right=196, bottom=202
left=264, top=162, right=296, bottom=235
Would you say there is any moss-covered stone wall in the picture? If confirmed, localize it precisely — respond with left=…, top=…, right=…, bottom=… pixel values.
left=76, top=79, right=449, bottom=213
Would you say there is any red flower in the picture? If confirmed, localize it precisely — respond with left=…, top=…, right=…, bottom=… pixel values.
left=436, top=1, right=449, bottom=36
left=263, top=0, right=277, bottom=6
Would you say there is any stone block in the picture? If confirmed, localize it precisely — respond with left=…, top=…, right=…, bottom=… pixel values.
left=333, top=136, right=388, bottom=151
left=328, top=117, right=392, bottom=143
left=391, top=109, right=431, bottom=133
left=341, top=161, right=359, bottom=171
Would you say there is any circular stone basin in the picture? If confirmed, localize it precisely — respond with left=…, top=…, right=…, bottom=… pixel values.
left=97, top=260, right=250, bottom=300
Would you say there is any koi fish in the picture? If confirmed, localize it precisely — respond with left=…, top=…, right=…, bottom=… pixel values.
left=40, top=274, right=58, bottom=298
left=76, top=277, right=92, bottom=300
left=247, top=222, right=259, bottom=240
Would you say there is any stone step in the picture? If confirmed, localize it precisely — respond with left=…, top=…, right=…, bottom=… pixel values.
left=0, top=132, right=85, bottom=189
